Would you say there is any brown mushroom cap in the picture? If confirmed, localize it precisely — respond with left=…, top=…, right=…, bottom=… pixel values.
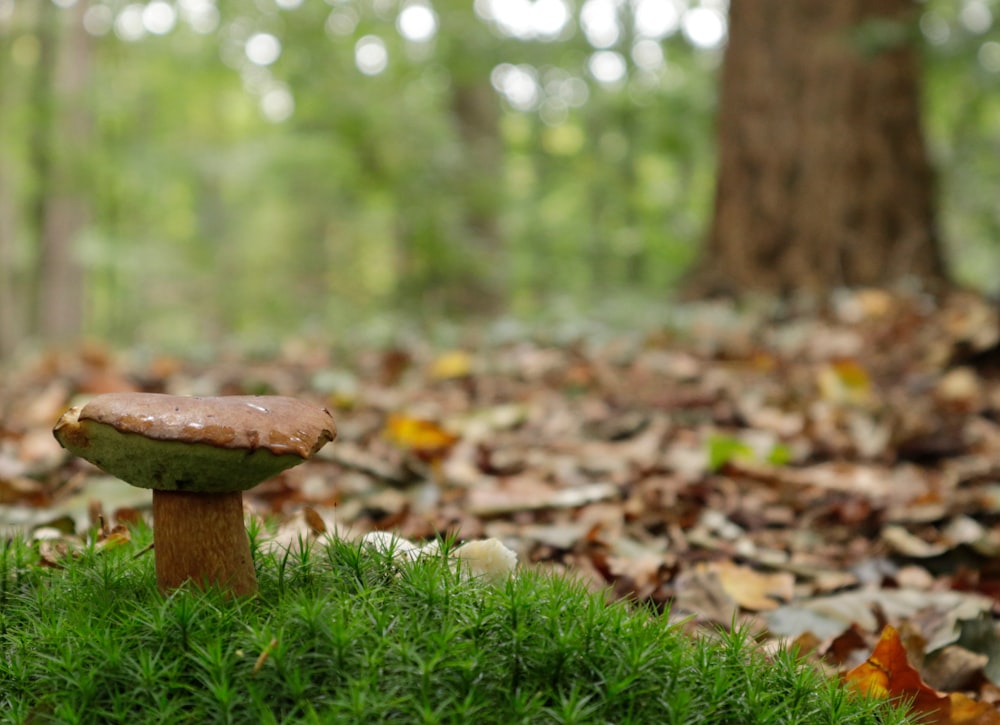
left=54, top=393, right=336, bottom=493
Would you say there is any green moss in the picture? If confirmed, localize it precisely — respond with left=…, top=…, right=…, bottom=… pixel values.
left=0, top=530, right=912, bottom=724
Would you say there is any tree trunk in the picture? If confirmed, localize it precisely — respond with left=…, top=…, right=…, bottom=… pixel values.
left=447, top=80, right=504, bottom=312
left=394, top=0, right=504, bottom=316
left=686, top=0, right=947, bottom=298
left=38, top=0, right=93, bottom=340
left=25, top=0, right=92, bottom=344
left=0, top=167, right=17, bottom=359
left=25, top=0, right=60, bottom=342
left=0, top=6, right=18, bottom=358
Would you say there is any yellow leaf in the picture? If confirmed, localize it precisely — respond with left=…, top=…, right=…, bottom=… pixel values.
left=428, top=350, right=473, bottom=380
left=384, top=413, right=459, bottom=461
left=817, top=359, right=872, bottom=405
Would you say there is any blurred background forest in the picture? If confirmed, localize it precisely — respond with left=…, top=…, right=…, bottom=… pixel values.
left=1, top=0, right=998, bottom=356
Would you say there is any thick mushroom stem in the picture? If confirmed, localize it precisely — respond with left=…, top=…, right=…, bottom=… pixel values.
left=153, top=490, right=258, bottom=597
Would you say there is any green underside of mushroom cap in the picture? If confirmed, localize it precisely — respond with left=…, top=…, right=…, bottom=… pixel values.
left=62, top=419, right=305, bottom=492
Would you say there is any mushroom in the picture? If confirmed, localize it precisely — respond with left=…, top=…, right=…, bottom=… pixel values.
left=53, top=392, right=336, bottom=597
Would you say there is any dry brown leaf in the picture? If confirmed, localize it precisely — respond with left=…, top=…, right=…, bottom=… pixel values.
left=713, top=561, right=795, bottom=611
left=923, top=645, right=989, bottom=693
left=303, top=506, right=327, bottom=535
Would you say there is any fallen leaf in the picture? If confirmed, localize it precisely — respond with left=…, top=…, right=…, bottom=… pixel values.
left=817, top=359, right=873, bottom=406
left=922, top=645, right=988, bottom=692
left=252, top=638, right=279, bottom=676
left=882, top=524, right=950, bottom=558
left=706, top=434, right=755, bottom=472
left=955, top=614, right=1000, bottom=686
left=428, top=350, right=474, bottom=380
left=467, top=478, right=618, bottom=517
left=713, top=561, right=795, bottom=611
left=383, top=413, right=459, bottom=462
left=673, top=563, right=738, bottom=623
left=935, top=368, right=981, bottom=412
left=303, top=506, right=327, bottom=535
left=96, top=524, right=131, bottom=551
left=765, top=589, right=994, bottom=644
left=949, top=692, right=1000, bottom=724
left=844, top=625, right=950, bottom=722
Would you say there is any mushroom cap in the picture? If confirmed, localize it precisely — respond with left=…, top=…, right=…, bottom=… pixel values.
left=53, top=393, right=336, bottom=493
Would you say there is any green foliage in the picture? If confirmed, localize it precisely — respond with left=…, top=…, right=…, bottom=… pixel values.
left=1, top=1, right=998, bottom=350
left=919, top=0, right=1000, bottom=292
left=706, top=433, right=792, bottom=472
left=707, top=434, right=756, bottom=472
left=0, top=530, right=913, bottom=724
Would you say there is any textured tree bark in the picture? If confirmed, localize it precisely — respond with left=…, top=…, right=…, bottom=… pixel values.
left=686, top=0, right=947, bottom=298
left=153, top=490, right=258, bottom=598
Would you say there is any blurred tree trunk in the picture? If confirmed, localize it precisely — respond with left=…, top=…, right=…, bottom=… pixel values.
left=28, top=0, right=93, bottom=343
left=0, top=167, right=15, bottom=358
left=686, top=0, right=947, bottom=298
left=25, top=0, right=59, bottom=340
left=416, top=0, right=503, bottom=315
left=449, top=80, right=503, bottom=312
left=40, top=0, right=93, bottom=339
left=0, top=15, right=17, bottom=358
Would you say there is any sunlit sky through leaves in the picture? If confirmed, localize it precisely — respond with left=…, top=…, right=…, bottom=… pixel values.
left=52, top=0, right=731, bottom=122
left=33, top=0, right=1000, bottom=123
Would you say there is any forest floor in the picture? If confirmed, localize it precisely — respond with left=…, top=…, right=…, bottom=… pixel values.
left=3, top=288, right=1000, bottom=717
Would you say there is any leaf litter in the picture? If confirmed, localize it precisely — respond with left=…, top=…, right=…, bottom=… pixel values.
left=3, top=289, right=1000, bottom=720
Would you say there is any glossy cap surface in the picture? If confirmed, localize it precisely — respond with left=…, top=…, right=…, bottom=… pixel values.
left=54, top=393, right=337, bottom=492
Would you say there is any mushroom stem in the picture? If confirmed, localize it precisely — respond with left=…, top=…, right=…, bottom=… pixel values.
left=153, top=490, right=258, bottom=597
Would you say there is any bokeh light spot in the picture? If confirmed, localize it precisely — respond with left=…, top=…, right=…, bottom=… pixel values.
left=83, top=5, right=113, bottom=36
left=960, top=0, right=993, bottom=34
left=179, top=0, right=220, bottom=35
left=246, top=33, right=282, bottom=67
left=143, top=1, right=177, bottom=36
left=581, top=0, right=620, bottom=49
left=356, top=35, right=389, bottom=75
left=114, top=4, right=146, bottom=42
left=261, top=85, right=295, bottom=122
left=634, top=0, right=680, bottom=39
left=681, top=7, right=726, bottom=49
left=398, top=3, right=438, bottom=43
left=632, top=38, right=664, bottom=71
left=979, top=41, right=1000, bottom=72
left=491, top=63, right=540, bottom=110
left=589, top=50, right=626, bottom=85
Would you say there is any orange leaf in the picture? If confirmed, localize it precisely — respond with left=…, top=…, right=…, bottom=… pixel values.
left=384, top=413, right=459, bottom=461
left=844, top=625, right=950, bottom=723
